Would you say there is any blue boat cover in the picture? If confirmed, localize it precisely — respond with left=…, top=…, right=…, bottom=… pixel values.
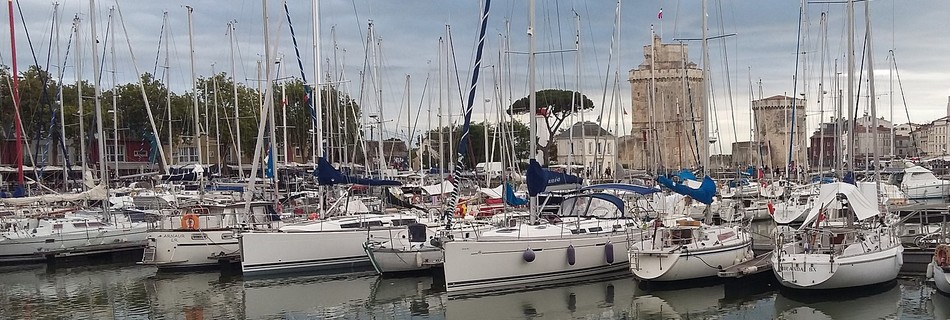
left=504, top=183, right=528, bottom=206
left=675, top=169, right=698, bottom=181
left=526, top=159, right=584, bottom=196
left=582, top=183, right=660, bottom=195
left=657, top=175, right=716, bottom=205
left=526, top=159, right=546, bottom=196
left=561, top=193, right=625, bottom=217
left=314, top=157, right=401, bottom=186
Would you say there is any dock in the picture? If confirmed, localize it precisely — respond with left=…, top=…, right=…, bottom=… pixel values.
left=718, top=251, right=772, bottom=278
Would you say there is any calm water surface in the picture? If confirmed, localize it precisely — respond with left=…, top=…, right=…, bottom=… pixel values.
left=0, top=261, right=946, bottom=320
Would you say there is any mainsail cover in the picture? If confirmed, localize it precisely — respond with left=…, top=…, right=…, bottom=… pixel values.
left=0, top=184, right=108, bottom=205
left=314, top=157, right=400, bottom=186
left=657, top=175, right=716, bottom=205
left=504, top=183, right=528, bottom=206
left=526, top=159, right=583, bottom=197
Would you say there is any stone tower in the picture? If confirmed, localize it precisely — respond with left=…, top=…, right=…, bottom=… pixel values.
left=752, top=95, right=807, bottom=172
left=621, top=36, right=705, bottom=171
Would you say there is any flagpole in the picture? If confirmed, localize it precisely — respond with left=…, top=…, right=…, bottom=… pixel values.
left=658, top=7, right=663, bottom=40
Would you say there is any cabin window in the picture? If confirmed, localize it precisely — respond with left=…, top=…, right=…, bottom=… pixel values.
left=73, top=223, right=88, bottom=228
left=191, top=234, right=208, bottom=240
left=53, top=224, right=63, bottom=229
left=361, top=221, right=384, bottom=228
left=222, top=233, right=234, bottom=240
left=588, top=227, right=604, bottom=232
left=391, top=219, right=417, bottom=226
left=86, top=222, right=103, bottom=228
left=339, top=223, right=360, bottom=229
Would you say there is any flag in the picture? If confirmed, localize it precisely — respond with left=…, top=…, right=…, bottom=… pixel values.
left=657, top=8, right=663, bottom=20
left=623, top=108, right=629, bottom=115
left=265, top=147, right=275, bottom=178
left=767, top=201, right=775, bottom=216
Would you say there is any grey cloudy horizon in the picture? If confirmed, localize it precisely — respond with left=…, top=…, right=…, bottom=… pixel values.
left=2, top=0, right=949, bottom=156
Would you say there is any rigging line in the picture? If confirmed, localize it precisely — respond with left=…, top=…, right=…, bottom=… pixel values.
left=97, top=8, right=112, bottom=87
left=554, top=0, right=566, bottom=90
left=282, top=1, right=318, bottom=147
left=349, top=0, right=366, bottom=57
left=787, top=0, right=804, bottom=179
left=448, top=27, right=467, bottom=127
left=152, top=11, right=166, bottom=76
left=715, top=0, right=740, bottom=170
left=889, top=52, right=914, bottom=147
left=596, top=1, right=619, bottom=128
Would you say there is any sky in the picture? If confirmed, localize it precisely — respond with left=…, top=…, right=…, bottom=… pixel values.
left=2, top=0, right=950, bottom=155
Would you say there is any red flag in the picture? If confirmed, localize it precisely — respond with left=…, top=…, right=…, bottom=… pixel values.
left=767, top=201, right=775, bottom=216
left=623, top=108, right=629, bottom=115
left=657, top=8, right=663, bottom=20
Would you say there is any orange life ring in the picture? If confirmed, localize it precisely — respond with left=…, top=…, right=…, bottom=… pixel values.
left=180, top=214, right=200, bottom=230
left=937, top=247, right=949, bottom=267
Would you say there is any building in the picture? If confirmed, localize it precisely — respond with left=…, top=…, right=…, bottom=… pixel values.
left=732, top=141, right=773, bottom=169
left=752, top=95, right=807, bottom=171
left=911, top=117, right=950, bottom=158
left=364, top=138, right=410, bottom=171
left=621, top=35, right=705, bottom=171
left=554, top=122, right=615, bottom=175
left=807, top=122, right=839, bottom=168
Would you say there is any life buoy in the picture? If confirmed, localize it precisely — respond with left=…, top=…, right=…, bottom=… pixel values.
left=180, top=214, right=200, bottom=230
left=937, top=246, right=949, bottom=267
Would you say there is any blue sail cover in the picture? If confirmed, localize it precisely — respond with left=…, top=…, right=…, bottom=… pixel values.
left=314, top=157, right=401, bottom=186
left=582, top=183, right=660, bottom=195
left=675, top=169, right=698, bottom=181
left=504, top=183, right=528, bottom=206
left=657, top=175, right=716, bottom=205
left=526, top=159, right=546, bottom=196
left=526, top=159, right=583, bottom=196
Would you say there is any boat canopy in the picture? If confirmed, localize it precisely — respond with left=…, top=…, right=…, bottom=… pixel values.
left=582, top=183, right=660, bottom=195
left=526, top=159, right=584, bottom=196
left=419, top=180, right=455, bottom=195
left=558, top=193, right=625, bottom=219
left=800, top=182, right=879, bottom=229
left=657, top=175, right=716, bottom=205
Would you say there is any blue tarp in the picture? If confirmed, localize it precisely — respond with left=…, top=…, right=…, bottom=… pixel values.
left=314, top=157, right=401, bottom=186
left=657, top=175, right=717, bottom=205
left=675, top=169, right=698, bottom=181
left=582, top=183, right=660, bottom=195
left=563, top=193, right=625, bottom=215
left=504, top=183, right=528, bottom=206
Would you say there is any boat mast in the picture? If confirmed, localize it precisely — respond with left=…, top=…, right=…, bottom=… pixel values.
left=164, top=12, right=173, bottom=167
left=55, top=3, right=68, bottom=186
left=75, top=15, right=87, bottom=189
left=528, top=0, right=537, bottom=224
left=110, top=7, right=119, bottom=179
left=865, top=1, right=881, bottom=203
left=213, top=63, right=222, bottom=169
left=701, top=0, right=711, bottom=176
left=228, top=21, right=242, bottom=178
left=311, top=0, right=324, bottom=215
left=187, top=6, right=202, bottom=166
left=7, top=0, right=23, bottom=185
left=846, top=0, right=854, bottom=177
left=89, top=0, right=109, bottom=208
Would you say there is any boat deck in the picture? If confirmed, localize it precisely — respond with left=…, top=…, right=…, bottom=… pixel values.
left=718, top=251, right=772, bottom=278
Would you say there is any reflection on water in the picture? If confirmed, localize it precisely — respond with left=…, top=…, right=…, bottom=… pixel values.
left=0, top=262, right=942, bottom=319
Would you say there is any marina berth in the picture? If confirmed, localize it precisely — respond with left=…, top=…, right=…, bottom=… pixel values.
left=931, top=244, right=950, bottom=294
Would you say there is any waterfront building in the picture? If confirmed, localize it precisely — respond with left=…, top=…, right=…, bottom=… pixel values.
left=554, top=121, right=615, bottom=176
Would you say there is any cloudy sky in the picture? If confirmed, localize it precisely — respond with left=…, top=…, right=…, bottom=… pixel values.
left=3, top=0, right=949, bottom=155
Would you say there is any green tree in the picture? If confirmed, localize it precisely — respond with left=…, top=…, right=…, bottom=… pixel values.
left=418, top=120, right=530, bottom=170
left=507, top=89, right=594, bottom=164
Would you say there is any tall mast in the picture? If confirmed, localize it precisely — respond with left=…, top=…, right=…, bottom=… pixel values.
left=865, top=1, right=880, bottom=192
left=438, top=37, right=444, bottom=179
left=55, top=3, right=68, bottom=186
left=90, top=0, right=108, bottom=200
left=187, top=6, right=202, bottom=164
left=164, top=12, right=173, bottom=166
left=213, top=63, right=222, bottom=169
left=264, top=0, right=277, bottom=187
left=7, top=0, right=23, bottom=185
left=228, top=21, right=242, bottom=178
left=281, top=71, right=288, bottom=166
left=445, top=25, right=454, bottom=173
left=369, top=22, right=385, bottom=175
left=528, top=0, right=537, bottom=224
left=700, top=0, right=710, bottom=175
left=613, top=0, right=622, bottom=181
left=312, top=0, right=322, bottom=161
left=846, top=0, right=854, bottom=176
left=110, top=7, right=119, bottom=178
left=75, top=15, right=87, bottom=188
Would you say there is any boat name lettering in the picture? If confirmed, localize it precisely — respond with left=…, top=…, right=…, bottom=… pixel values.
left=780, top=264, right=817, bottom=272
left=158, top=234, right=186, bottom=238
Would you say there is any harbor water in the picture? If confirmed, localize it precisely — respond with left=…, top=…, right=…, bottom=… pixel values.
left=0, top=260, right=946, bottom=320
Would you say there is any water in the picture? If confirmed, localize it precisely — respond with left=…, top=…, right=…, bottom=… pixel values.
left=0, top=261, right=946, bottom=320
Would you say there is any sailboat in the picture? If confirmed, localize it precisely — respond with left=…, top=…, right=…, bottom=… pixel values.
left=440, top=0, right=643, bottom=293
left=771, top=0, right=904, bottom=290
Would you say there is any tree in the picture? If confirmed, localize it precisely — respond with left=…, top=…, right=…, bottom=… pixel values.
left=507, top=89, right=594, bottom=164
left=418, top=120, right=530, bottom=170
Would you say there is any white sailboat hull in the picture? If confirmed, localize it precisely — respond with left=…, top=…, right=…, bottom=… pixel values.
left=772, top=245, right=903, bottom=290
left=0, top=226, right=147, bottom=263
left=630, top=240, right=752, bottom=281
left=934, top=262, right=950, bottom=294
left=240, top=228, right=399, bottom=275
left=365, top=245, right=443, bottom=273
left=442, top=233, right=630, bottom=292
left=139, top=230, right=238, bottom=269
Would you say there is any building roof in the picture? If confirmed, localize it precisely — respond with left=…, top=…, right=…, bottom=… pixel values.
left=554, top=122, right=614, bottom=139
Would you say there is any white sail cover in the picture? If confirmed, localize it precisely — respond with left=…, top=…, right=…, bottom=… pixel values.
left=0, top=184, right=109, bottom=206
left=800, top=182, right=879, bottom=229
left=420, top=181, right=455, bottom=195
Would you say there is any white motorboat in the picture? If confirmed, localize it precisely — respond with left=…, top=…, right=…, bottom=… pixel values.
left=240, top=211, right=433, bottom=276
left=442, top=192, right=642, bottom=292
left=930, top=244, right=950, bottom=294
left=891, top=165, right=950, bottom=203
left=629, top=216, right=752, bottom=281
left=0, top=212, right=148, bottom=263
left=139, top=201, right=276, bottom=270
left=771, top=182, right=904, bottom=290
